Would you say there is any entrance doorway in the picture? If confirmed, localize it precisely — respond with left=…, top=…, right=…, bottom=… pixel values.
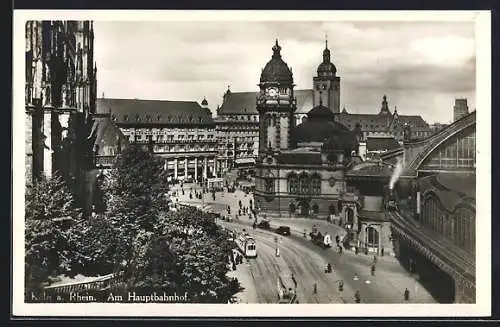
left=346, top=207, right=354, bottom=227
left=366, top=226, right=380, bottom=247
left=298, top=200, right=310, bottom=216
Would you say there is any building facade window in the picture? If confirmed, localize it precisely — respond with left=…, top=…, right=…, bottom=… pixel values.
left=311, top=173, right=321, bottom=195
left=299, top=173, right=309, bottom=194
left=288, top=173, right=298, bottom=194
left=265, top=177, right=275, bottom=194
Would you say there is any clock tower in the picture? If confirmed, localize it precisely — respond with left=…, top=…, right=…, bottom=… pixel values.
left=257, top=39, right=297, bottom=155
left=313, top=39, right=340, bottom=113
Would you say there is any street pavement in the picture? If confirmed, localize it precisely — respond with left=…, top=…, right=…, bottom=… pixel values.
left=171, top=183, right=436, bottom=304
left=220, top=221, right=352, bottom=303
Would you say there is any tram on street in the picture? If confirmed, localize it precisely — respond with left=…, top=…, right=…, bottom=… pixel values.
left=235, top=232, right=257, bottom=258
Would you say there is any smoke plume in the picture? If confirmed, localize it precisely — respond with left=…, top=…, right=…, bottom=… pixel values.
left=389, top=157, right=403, bottom=190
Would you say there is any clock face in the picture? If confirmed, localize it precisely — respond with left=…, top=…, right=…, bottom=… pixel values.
left=268, top=88, right=278, bottom=97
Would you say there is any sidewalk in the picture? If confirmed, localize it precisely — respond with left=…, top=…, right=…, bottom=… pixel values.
left=226, top=257, right=258, bottom=304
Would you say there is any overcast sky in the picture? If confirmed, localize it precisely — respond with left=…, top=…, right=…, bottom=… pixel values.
left=93, top=20, right=475, bottom=124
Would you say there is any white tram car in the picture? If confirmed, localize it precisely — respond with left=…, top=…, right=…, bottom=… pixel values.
left=235, top=233, right=257, bottom=258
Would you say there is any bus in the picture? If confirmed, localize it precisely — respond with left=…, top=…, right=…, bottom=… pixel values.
left=235, top=232, right=257, bottom=258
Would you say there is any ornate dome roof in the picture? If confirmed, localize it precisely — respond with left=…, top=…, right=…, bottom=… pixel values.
left=317, top=43, right=337, bottom=76
left=291, top=104, right=357, bottom=150
left=260, top=39, right=293, bottom=85
left=307, top=104, right=336, bottom=121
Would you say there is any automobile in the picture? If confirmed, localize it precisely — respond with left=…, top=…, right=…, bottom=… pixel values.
left=257, top=220, right=271, bottom=230
left=276, top=226, right=291, bottom=236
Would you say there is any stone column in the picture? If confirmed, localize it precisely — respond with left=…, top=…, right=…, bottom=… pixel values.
left=378, top=224, right=383, bottom=255
left=203, top=157, right=208, bottom=179
left=214, top=157, right=218, bottom=177
left=194, top=157, right=198, bottom=181
left=184, top=157, right=188, bottom=179
left=43, top=111, right=53, bottom=178
left=174, top=158, right=178, bottom=179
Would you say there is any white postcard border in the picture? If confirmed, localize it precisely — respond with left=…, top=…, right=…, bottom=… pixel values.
left=12, top=10, right=491, bottom=317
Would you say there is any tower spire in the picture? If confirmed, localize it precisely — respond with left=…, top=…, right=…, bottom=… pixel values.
left=325, top=32, right=328, bottom=49
left=272, top=39, right=282, bottom=58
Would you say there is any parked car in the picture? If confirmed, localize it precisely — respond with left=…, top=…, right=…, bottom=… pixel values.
left=257, top=220, right=271, bottom=230
left=276, top=226, right=291, bottom=236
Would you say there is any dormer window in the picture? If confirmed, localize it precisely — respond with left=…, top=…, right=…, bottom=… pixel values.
left=189, top=116, right=193, bottom=122
left=135, top=114, right=140, bottom=121
left=157, top=115, right=161, bottom=121
left=124, top=115, right=129, bottom=121
left=146, top=115, right=151, bottom=122
left=167, top=115, right=172, bottom=121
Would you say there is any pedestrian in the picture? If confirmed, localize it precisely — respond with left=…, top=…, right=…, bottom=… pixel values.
left=338, top=280, right=344, bottom=292
left=313, top=283, right=318, bottom=294
left=354, top=290, right=361, bottom=303
left=404, top=288, right=410, bottom=301
left=355, top=246, right=359, bottom=255
left=381, top=247, right=385, bottom=256
left=371, top=264, right=376, bottom=276
left=373, top=255, right=378, bottom=265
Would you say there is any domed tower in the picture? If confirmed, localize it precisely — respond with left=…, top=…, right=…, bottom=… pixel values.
left=256, top=39, right=297, bottom=155
left=313, top=37, right=341, bottom=113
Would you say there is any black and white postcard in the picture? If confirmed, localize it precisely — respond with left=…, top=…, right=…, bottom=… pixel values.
left=12, top=10, right=491, bottom=318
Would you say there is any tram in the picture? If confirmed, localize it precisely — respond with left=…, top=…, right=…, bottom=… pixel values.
left=235, top=232, right=257, bottom=258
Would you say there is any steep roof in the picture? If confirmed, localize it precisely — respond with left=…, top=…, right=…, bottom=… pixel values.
left=88, top=114, right=129, bottom=156
left=218, top=89, right=313, bottom=115
left=396, top=115, right=430, bottom=131
left=96, top=98, right=214, bottom=126
left=337, top=113, right=392, bottom=131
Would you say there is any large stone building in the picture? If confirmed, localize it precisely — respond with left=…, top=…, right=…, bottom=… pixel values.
left=215, top=41, right=432, bottom=162
left=253, top=40, right=360, bottom=218
left=96, top=98, right=218, bottom=182
left=214, top=90, right=260, bottom=175
left=25, top=20, right=97, bottom=208
left=378, top=110, right=476, bottom=303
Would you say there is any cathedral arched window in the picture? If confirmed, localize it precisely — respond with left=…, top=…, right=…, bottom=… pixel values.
left=299, top=173, right=309, bottom=194
left=288, top=173, right=298, bottom=194
left=311, top=173, right=321, bottom=195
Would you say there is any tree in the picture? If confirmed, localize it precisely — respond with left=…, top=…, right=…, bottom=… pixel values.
left=25, top=175, right=83, bottom=290
left=99, top=145, right=170, bottom=270
left=93, top=146, right=240, bottom=302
